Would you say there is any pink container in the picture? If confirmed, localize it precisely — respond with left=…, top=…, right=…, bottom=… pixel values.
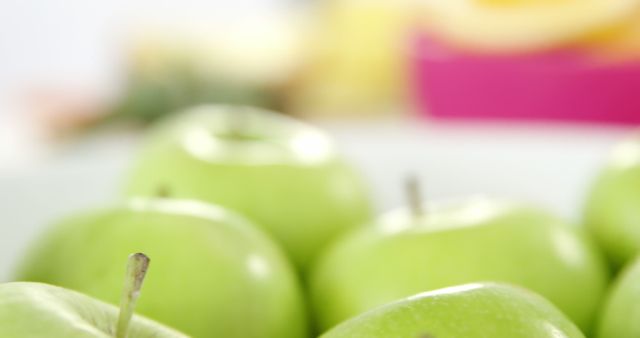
left=411, top=34, right=640, bottom=124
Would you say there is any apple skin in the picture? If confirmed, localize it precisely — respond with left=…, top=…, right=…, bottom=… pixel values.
left=14, top=198, right=309, bottom=338
left=310, top=197, right=609, bottom=333
left=320, top=283, right=585, bottom=338
left=584, top=136, right=640, bottom=268
left=596, top=255, right=640, bottom=338
left=0, top=282, right=188, bottom=338
left=125, top=105, right=372, bottom=269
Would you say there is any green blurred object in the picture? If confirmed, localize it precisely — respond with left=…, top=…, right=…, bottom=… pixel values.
left=321, top=283, right=585, bottom=338
left=310, top=197, right=608, bottom=333
left=107, top=61, right=280, bottom=126
left=596, top=255, right=640, bottom=338
left=14, top=198, right=309, bottom=338
left=585, top=135, right=640, bottom=268
left=125, top=105, right=372, bottom=269
left=100, top=13, right=307, bottom=127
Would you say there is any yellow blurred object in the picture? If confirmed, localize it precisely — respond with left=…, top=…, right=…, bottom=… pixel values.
left=130, top=15, right=307, bottom=88
left=582, top=8, right=640, bottom=61
left=418, top=0, right=640, bottom=53
left=476, top=0, right=571, bottom=7
left=288, top=0, right=413, bottom=117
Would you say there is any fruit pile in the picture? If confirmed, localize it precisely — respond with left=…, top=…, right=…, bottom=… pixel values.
left=2, top=105, right=640, bottom=338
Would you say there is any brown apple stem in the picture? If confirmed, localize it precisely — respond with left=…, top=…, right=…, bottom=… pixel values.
left=406, top=174, right=424, bottom=217
left=116, top=253, right=150, bottom=338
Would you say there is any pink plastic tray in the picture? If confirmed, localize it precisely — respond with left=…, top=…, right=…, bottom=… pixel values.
left=410, top=34, right=640, bottom=124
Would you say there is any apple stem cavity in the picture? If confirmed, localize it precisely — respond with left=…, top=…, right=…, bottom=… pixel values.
left=116, top=253, right=150, bottom=338
left=225, top=107, right=262, bottom=141
left=406, top=174, right=424, bottom=217
left=228, top=108, right=248, bottom=139
left=155, top=185, right=171, bottom=198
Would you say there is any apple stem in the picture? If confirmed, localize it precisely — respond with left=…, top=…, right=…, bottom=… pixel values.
left=115, top=253, right=150, bottom=338
left=406, top=174, right=424, bottom=217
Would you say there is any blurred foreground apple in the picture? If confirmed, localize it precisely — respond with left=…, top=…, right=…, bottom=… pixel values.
left=311, top=190, right=608, bottom=333
left=14, top=198, right=308, bottom=338
left=596, top=255, right=640, bottom=337
left=125, top=105, right=372, bottom=269
left=321, top=283, right=584, bottom=338
left=1, top=253, right=188, bottom=338
left=585, top=136, right=640, bottom=268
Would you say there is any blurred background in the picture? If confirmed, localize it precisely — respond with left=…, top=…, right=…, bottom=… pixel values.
left=2, top=0, right=640, bottom=280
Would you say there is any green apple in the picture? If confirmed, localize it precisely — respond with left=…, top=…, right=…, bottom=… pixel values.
left=125, top=104, right=372, bottom=269
left=596, top=255, right=640, bottom=338
left=584, top=135, right=640, bottom=268
left=310, top=196, right=609, bottom=333
left=0, top=253, right=188, bottom=338
left=0, top=282, right=188, bottom=338
left=14, top=198, right=308, bottom=338
left=321, top=283, right=585, bottom=338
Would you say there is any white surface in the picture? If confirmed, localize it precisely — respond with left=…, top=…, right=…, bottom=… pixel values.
left=0, top=119, right=633, bottom=281
left=0, top=0, right=302, bottom=106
